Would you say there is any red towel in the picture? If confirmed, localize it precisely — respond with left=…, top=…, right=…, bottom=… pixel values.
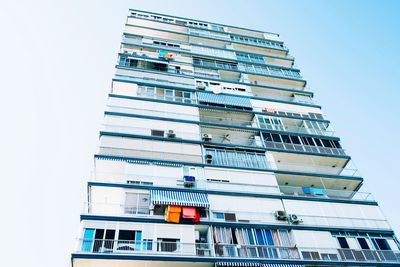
left=182, top=207, right=196, bottom=219
left=192, top=209, right=200, bottom=223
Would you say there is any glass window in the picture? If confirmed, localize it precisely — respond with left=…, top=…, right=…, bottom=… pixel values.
left=373, top=238, right=391, bottom=250
left=289, top=135, right=301, bottom=144
left=321, top=139, right=333, bottom=148
left=337, top=237, right=350, bottom=248
left=262, top=132, right=273, bottom=141
left=213, top=212, right=224, bottom=219
left=333, top=140, right=342, bottom=149
left=313, top=138, right=323, bottom=147
left=281, top=135, right=291, bottom=144
left=271, top=134, right=281, bottom=142
left=357, top=238, right=370, bottom=249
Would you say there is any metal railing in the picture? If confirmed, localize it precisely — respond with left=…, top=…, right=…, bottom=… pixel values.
left=259, top=123, right=334, bottom=137
left=90, top=172, right=372, bottom=202
left=83, top=202, right=389, bottom=230
left=97, top=146, right=203, bottom=164
left=76, top=239, right=400, bottom=263
left=136, top=91, right=197, bottom=104
left=238, top=63, right=302, bottom=79
left=99, top=124, right=355, bottom=176
left=208, top=210, right=390, bottom=230
left=265, top=141, right=346, bottom=156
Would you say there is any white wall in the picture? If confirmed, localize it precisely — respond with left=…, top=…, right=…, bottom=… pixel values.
left=104, top=114, right=201, bottom=140
left=208, top=194, right=284, bottom=223
left=291, top=230, right=337, bottom=249
left=283, top=199, right=390, bottom=229
left=108, top=96, right=200, bottom=121
left=203, top=167, right=278, bottom=186
left=99, top=135, right=203, bottom=163
left=251, top=98, right=322, bottom=114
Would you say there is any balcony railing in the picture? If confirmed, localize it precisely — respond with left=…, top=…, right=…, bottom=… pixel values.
left=259, top=123, right=335, bottom=137
left=98, top=146, right=203, bottom=164
left=85, top=202, right=386, bottom=231
left=136, top=90, right=197, bottom=104
left=90, top=172, right=373, bottom=202
left=265, top=141, right=346, bottom=156
left=101, top=122, right=344, bottom=160
left=76, top=239, right=400, bottom=263
left=192, top=58, right=302, bottom=81
left=238, top=63, right=302, bottom=79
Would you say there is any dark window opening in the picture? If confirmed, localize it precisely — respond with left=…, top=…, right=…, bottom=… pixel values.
left=337, top=237, right=350, bottom=249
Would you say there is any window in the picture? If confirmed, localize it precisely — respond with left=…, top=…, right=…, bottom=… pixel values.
left=373, top=238, right=391, bottom=250
left=82, top=228, right=116, bottom=252
left=151, top=129, right=164, bottom=137
left=117, top=230, right=142, bottom=251
left=157, top=238, right=180, bottom=252
left=205, top=148, right=269, bottom=169
left=213, top=212, right=224, bottom=219
left=357, top=238, right=370, bottom=249
left=143, top=239, right=153, bottom=250
left=271, top=134, right=281, bottom=142
left=124, top=193, right=150, bottom=214
left=337, top=237, right=350, bottom=248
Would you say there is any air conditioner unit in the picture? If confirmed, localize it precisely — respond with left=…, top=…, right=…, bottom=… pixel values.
left=196, top=84, right=206, bottom=90
left=202, top=134, right=213, bottom=142
left=275, top=210, right=288, bottom=221
left=183, top=175, right=196, bottom=187
left=288, top=214, right=303, bottom=224
left=205, top=154, right=213, bottom=164
left=166, top=130, right=176, bottom=138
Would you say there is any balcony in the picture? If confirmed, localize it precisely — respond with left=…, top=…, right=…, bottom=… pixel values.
left=258, top=121, right=335, bottom=137
left=238, top=63, right=302, bottom=80
left=192, top=58, right=302, bottom=81
left=264, top=140, right=345, bottom=156
left=75, top=239, right=400, bottom=264
left=90, top=172, right=372, bottom=202
left=100, top=124, right=353, bottom=174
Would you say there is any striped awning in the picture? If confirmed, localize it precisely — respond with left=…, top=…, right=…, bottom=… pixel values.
left=215, top=263, right=304, bottom=267
left=150, top=189, right=210, bottom=208
left=197, top=92, right=252, bottom=108
left=216, top=262, right=260, bottom=267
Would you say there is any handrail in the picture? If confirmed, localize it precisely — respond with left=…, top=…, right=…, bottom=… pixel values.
left=89, top=172, right=373, bottom=202
left=75, top=238, right=400, bottom=263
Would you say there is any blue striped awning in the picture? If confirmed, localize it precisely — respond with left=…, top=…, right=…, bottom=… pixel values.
left=197, top=92, right=252, bottom=108
left=215, top=263, right=304, bottom=267
left=151, top=189, right=210, bottom=208
left=216, top=262, right=260, bottom=267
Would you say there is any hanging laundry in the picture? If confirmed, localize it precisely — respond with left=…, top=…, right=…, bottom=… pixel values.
left=165, top=205, right=181, bottom=223
left=182, top=207, right=196, bottom=219
left=192, top=209, right=200, bottom=223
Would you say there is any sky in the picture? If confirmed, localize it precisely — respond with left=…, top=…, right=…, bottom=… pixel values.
left=0, top=0, right=399, bottom=266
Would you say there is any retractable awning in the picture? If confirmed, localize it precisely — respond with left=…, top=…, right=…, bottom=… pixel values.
left=263, top=265, right=304, bottom=267
left=150, top=189, right=210, bottom=208
left=215, top=262, right=261, bottom=267
left=215, top=263, right=304, bottom=267
left=197, top=92, right=252, bottom=109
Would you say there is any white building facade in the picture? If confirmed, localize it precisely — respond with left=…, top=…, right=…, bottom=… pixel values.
left=71, top=9, right=400, bottom=267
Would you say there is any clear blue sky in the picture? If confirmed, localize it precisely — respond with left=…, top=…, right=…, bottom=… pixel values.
left=0, top=0, right=399, bottom=266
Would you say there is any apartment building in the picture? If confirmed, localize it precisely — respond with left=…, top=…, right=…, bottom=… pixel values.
left=71, top=9, right=400, bottom=267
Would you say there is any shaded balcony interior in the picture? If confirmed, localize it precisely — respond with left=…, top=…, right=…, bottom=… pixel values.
left=254, top=114, right=333, bottom=137
left=200, top=126, right=262, bottom=148
left=199, top=108, right=254, bottom=127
